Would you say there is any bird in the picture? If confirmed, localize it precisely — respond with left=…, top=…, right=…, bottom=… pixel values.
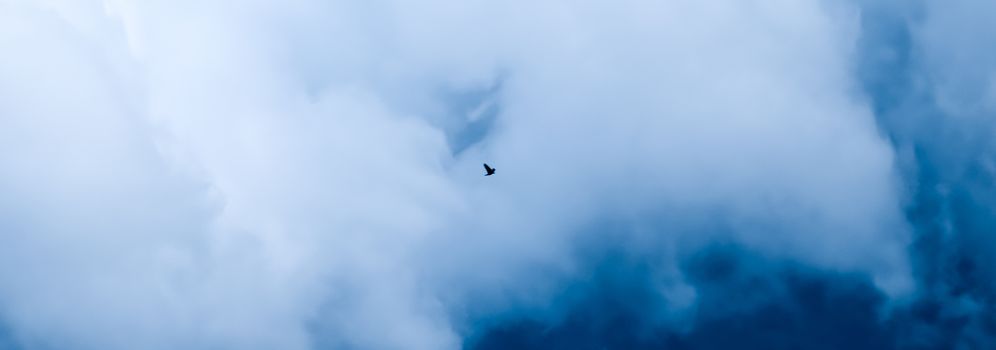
left=483, top=163, right=496, bottom=176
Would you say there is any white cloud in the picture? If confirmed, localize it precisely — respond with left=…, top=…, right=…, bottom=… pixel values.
left=0, top=0, right=917, bottom=348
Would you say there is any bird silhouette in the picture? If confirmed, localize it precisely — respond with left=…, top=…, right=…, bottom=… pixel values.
left=483, top=163, right=496, bottom=176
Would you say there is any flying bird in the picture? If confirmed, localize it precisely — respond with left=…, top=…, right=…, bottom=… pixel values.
left=483, top=163, right=496, bottom=176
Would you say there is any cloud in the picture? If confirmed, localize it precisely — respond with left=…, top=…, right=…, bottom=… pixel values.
left=4, top=0, right=992, bottom=348
left=916, top=0, right=996, bottom=117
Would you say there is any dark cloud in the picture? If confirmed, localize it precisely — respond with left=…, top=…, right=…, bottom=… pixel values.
left=465, top=244, right=989, bottom=349
left=467, top=246, right=897, bottom=350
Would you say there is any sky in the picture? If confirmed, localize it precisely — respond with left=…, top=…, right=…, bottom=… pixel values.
left=0, top=0, right=995, bottom=349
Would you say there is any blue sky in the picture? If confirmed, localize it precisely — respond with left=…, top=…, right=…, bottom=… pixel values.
left=1, top=0, right=995, bottom=349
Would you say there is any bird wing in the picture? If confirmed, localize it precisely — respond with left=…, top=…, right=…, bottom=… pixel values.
left=483, top=163, right=493, bottom=172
